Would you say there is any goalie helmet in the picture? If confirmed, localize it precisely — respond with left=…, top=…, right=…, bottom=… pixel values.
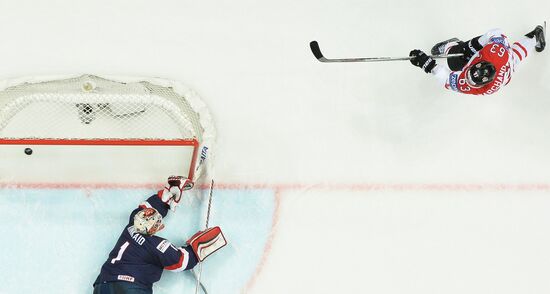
left=133, top=208, right=165, bottom=235
left=466, top=61, right=496, bottom=87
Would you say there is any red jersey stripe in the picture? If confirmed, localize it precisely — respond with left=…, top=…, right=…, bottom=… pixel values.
left=164, top=251, right=184, bottom=270
left=512, top=49, right=523, bottom=61
left=164, top=248, right=190, bottom=272
left=514, top=42, right=528, bottom=57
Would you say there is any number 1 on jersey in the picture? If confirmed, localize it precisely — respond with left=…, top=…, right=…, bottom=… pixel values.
left=111, top=241, right=130, bottom=264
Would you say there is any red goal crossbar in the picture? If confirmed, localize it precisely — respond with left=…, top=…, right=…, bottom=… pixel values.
left=0, top=138, right=200, bottom=181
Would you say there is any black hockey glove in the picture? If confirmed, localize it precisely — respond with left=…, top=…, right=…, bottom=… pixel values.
left=409, top=49, right=436, bottom=73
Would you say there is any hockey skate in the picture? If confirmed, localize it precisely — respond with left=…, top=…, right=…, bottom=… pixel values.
left=431, top=38, right=460, bottom=55
left=525, top=25, right=545, bottom=52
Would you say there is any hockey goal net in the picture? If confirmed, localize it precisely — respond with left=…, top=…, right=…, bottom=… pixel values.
left=0, top=74, right=215, bottom=186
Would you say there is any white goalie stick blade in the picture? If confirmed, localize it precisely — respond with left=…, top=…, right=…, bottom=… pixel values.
left=309, top=40, right=463, bottom=63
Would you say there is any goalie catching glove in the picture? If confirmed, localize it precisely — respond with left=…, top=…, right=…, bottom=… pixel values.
left=187, top=226, right=227, bottom=262
left=158, top=175, right=194, bottom=211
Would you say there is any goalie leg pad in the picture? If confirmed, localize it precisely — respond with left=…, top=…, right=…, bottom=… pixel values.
left=187, top=226, right=227, bottom=262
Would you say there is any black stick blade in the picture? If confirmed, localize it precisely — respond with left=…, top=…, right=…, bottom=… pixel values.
left=309, top=41, right=324, bottom=60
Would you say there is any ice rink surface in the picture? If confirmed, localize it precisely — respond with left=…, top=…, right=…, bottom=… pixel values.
left=1, top=0, right=550, bottom=293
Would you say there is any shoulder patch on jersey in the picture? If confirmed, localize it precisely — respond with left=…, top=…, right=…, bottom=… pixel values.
left=157, top=240, right=172, bottom=253
left=449, top=73, right=459, bottom=91
left=490, top=36, right=505, bottom=45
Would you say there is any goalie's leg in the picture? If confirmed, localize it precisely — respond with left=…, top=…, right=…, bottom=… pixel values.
left=430, top=38, right=467, bottom=71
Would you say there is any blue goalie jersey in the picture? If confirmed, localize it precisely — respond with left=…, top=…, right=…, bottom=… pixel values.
left=94, top=194, right=198, bottom=290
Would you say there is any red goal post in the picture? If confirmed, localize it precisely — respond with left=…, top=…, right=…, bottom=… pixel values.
left=0, top=75, right=215, bottom=187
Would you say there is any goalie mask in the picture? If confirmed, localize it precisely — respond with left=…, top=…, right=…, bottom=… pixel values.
left=466, top=61, right=496, bottom=87
left=133, top=208, right=165, bottom=235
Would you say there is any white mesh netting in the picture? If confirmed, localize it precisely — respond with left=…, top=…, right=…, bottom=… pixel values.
left=0, top=75, right=212, bottom=141
left=0, top=74, right=216, bottom=182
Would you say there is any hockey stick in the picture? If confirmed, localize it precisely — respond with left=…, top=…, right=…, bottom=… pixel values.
left=310, top=41, right=463, bottom=63
left=194, top=179, right=215, bottom=294
left=191, top=269, right=208, bottom=294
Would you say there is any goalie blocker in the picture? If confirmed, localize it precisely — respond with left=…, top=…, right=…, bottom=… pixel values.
left=187, top=226, right=227, bottom=262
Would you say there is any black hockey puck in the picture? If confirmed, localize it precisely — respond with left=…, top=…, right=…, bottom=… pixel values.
left=24, top=148, right=33, bottom=155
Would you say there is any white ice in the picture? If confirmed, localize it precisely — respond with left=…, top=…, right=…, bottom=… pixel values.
left=1, top=0, right=550, bottom=293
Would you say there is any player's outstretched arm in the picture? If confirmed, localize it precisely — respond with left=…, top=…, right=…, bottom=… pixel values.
left=158, top=227, right=226, bottom=273
left=157, top=240, right=199, bottom=272
left=132, top=175, right=194, bottom=223
left=157, top=175, right=194, bottom=212
left=409, top=49, right=458, bottom=92
left=409, top=49, right=437, bottom=74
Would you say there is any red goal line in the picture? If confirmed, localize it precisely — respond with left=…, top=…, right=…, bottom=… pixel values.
left=2, top=182, right=550, bottom=191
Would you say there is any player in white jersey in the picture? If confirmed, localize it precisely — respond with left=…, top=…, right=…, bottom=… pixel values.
left=409, top=25, right=545, bottom=95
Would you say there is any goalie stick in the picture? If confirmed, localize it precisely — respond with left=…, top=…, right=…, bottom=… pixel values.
left=310, top=41, right=463, bottom=63
left=194, top=179, right=215, bottom=294
left=191, top=269, right=208, bottom=294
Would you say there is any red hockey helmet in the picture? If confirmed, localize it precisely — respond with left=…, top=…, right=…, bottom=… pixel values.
left=465, top=61, right=496, bottom=87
